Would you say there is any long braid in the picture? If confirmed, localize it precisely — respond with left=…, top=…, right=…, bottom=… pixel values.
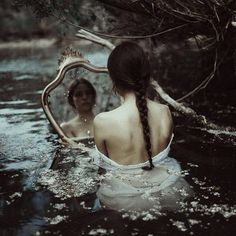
left=135, top=82, right=154, bottom=171
left=107, top=41, right=154, bottom=170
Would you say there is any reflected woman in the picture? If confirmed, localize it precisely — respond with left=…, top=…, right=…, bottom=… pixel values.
left=61, top=78, right=96, bottom=140
left=93, top=42, right=192, bottom=212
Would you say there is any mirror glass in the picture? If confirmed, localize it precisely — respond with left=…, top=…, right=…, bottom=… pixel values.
left=47, top=61, right=120, bottom=141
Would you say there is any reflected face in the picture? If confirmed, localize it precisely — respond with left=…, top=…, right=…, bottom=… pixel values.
left=72, top=83, right=95, bottom=113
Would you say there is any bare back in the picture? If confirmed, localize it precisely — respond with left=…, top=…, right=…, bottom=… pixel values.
left=94, top=96, right=173, bottom=165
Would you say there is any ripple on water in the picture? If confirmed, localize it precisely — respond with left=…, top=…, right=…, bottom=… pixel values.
left=0, top=108, right=42, bottom=115
left=0, top=100, right=30, bottom=105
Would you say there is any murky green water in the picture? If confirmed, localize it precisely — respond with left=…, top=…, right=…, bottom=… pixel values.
left=0, top=42, right=236, bottom=236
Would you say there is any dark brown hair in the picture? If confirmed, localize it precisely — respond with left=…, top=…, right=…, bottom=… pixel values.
left=107, top=42, right=154, bottom=170
left=67, top=77, right=96, bottom=108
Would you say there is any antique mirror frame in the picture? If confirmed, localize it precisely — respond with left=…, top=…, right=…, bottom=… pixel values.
left=41, top=47, right=108, bottom=144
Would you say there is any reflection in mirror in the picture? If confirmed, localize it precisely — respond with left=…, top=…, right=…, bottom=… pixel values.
left=48, top=67, right=120, bottom=141
left=61, top=77, right=96, bottom=139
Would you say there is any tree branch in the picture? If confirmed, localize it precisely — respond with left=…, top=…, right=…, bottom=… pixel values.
left=76, top=29, right=236, bottom=138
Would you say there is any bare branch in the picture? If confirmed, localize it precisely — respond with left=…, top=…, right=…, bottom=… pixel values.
left=75, top=29, right=235, bottom=136
left=53, top=11, right=190, bottom=39
left=176, top=50, right=218, bottom=102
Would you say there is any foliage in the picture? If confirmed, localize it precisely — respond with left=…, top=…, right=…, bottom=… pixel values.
left=13, top=1, right=236, bottom=40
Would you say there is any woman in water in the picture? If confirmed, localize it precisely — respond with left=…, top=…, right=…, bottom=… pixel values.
left=61, top=77, right=96, bottom=140
left=93, top=42, right=192, bottom=211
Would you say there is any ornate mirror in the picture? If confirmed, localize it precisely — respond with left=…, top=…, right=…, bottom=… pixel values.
left=41, top=44, right=120, bottom=144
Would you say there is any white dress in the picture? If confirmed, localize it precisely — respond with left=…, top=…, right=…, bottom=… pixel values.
left=93, top=134, right=192, bottom=212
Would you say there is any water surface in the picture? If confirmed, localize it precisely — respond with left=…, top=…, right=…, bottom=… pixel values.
left=0, top=41, right=236, bottom=236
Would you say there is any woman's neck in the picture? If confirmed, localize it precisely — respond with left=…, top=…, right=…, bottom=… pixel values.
left=75, top=111, right=94, bottom=123
left=121, top=92, right=136, bottom=103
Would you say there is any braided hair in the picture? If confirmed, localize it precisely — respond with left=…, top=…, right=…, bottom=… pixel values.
left=107, top=42, right=154, bottom=170
left=135, top=81, right=154, bottom=170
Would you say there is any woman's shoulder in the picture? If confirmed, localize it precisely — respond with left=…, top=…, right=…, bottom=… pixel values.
left=149, top=101, right=171, bottom=116
left=149, top=101, right=173, bottom=135
left=93, top=109, right=123, bottom=134
left=60, top=117, right=78, bottom=130
left=95, top=104, right=124, bottom=119
left=93, top=111, right=114, bottom=126
left=60, top=121, right=73, bottom=138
